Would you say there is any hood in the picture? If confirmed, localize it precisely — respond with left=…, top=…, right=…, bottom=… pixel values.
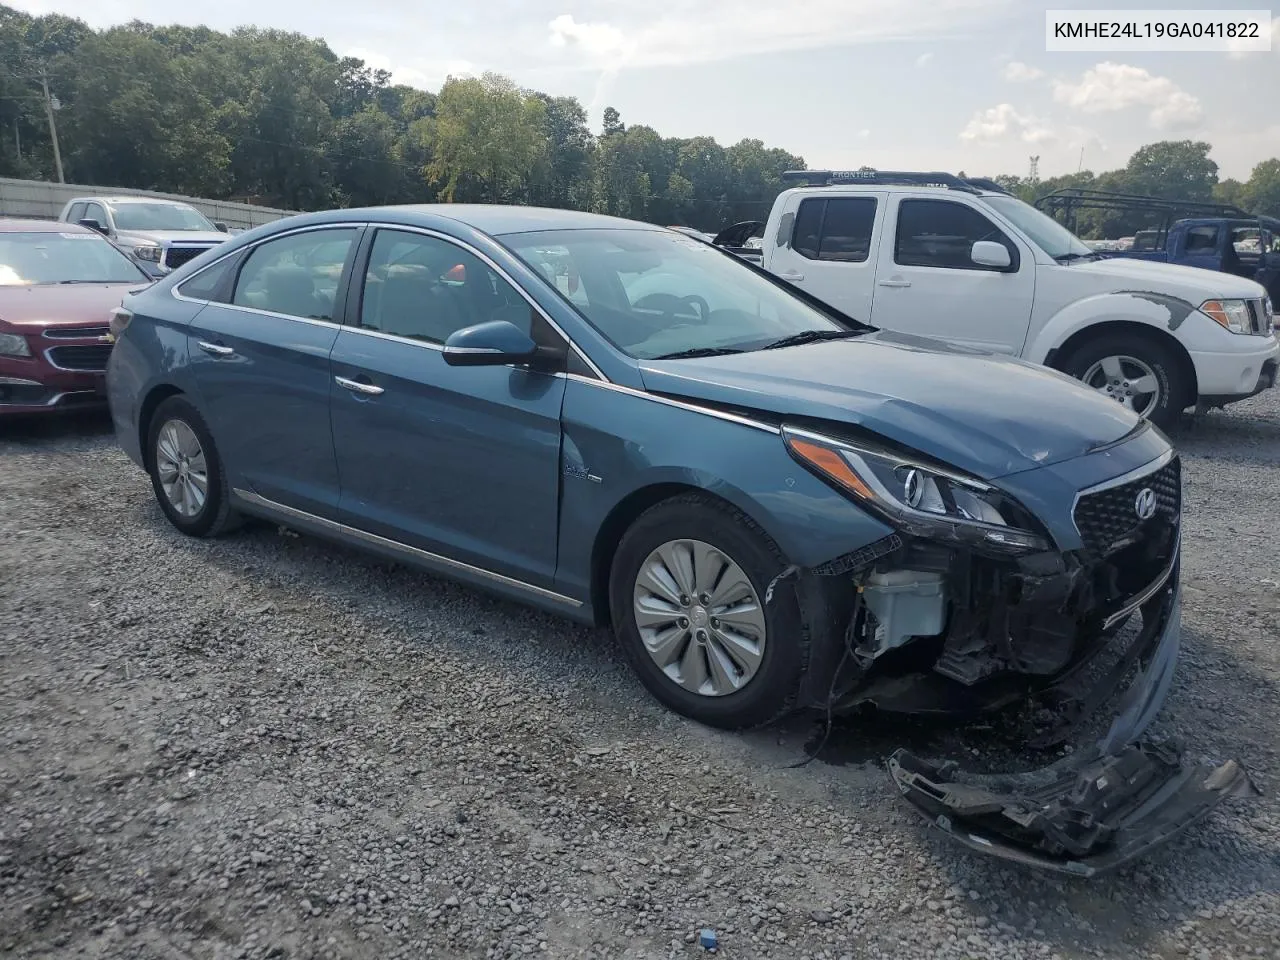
left=0, top=282, right=150, bottom=330
left=115, top=229, right=229, bottom=247
left=638, top=331, right=1141, bottom=480
left=1073, top=255, right=1267, bottom=300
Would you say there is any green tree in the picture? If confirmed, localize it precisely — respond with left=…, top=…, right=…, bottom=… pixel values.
left=1123, top=140, right=1218, bottom=201
left=427, top=72, right=546, bottom=203
left=1240, top=159, right=1280, bottom=217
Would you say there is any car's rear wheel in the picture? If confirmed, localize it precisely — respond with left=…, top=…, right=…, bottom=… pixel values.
left=609, top=493, right=811, bottom=729
left=1062, top=332, right=1187, bottom=431
left=147, top=396, right=239, bottom=537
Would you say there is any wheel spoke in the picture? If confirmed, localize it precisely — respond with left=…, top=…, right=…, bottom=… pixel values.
left=157, top=461, right=179, bottom=483
left=691, top=540, right=727, bottom=597
left=157, top=426, right=181, bottom=466
left=704, top=638, right=742, bottom=695
left=1130, top=373, right=1158, bottom=394
left=677, top=637, right=710, bottom=694
left=637, top=562, right=683, bottom=608
left=708, top=566, right=754, bottom=610
left=657, top=541, right=697, bottom=597
left=714, top=601, right=766, bottom=640
left=645, top=625, right=689, bottom=668
left=633, top=594, right=682, bottom=630
left=1100, top=356, right=1124, bottom=380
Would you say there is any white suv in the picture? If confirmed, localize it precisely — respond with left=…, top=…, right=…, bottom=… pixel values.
left=748, top=171, right=1277, bottom=429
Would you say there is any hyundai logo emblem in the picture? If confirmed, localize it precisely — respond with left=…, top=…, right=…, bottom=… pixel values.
left=1134, top=487, right=1157, bottom=521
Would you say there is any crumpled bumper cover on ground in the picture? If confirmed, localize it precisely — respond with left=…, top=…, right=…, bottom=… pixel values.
left=886, top=583, right=1261, bottom=877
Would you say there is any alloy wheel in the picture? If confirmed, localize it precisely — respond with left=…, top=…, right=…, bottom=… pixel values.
left=155, top=419, right=209, bottom=518
left=631, top=538, right=767, bottom=697
left=1081, top=354, right=1161, bottom=418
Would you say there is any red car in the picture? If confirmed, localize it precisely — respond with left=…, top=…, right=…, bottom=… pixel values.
left=0, top=218, right=151, bottom=415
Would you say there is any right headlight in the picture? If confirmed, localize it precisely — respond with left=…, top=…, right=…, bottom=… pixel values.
left=133, top=243, right=163, bottom=262
left=782, top=425, right=1050, bottom=555
left=1200, top=299, right=1253, bottom=334
left=0, top=332, right=32, bottom=357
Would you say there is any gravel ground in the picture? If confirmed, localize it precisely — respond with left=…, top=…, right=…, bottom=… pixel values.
left=2, top=391, right=1279, bottom=960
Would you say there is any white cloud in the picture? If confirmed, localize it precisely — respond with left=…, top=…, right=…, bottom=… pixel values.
left=1000, top=60, right=1044, bottom=82
left=857, top=129, right=871, bottom=139
left=1052, top=62, right=1202, bottom=130
left=544, top=0, right=1014, bottom=69
left=345, top=47, right=476, bottom=90
left=1226, top=16, right=1278, bottom=58
left=915, top=52, right=934, bottom=67
left=959, top=103, right=1055, bottom=144
left=548, top=14, right=634, bottom=62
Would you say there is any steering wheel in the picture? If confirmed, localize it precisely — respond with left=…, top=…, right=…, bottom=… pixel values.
left=633, top=292, right=710, bottom=324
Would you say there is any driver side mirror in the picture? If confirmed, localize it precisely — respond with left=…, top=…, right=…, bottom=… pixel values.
left=214, top=221, right=229, bottom=233
left=442, top=320, right=539, bottom=367
left=971, top=240, right=1012, bottom=269
left=78, top=218, right=107, bottom=235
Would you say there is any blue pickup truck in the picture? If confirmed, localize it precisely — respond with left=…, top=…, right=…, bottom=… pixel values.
left=1035, top=189, right=1280, bottom=304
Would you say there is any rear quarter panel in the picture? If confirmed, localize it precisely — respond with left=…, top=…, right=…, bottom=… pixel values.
left=555, top=376, right=896, bottom=608
left=106, top=287, right=207, bottom=468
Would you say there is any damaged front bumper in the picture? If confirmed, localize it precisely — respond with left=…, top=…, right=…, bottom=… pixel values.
left=886, top=580, right=1260, bottom=877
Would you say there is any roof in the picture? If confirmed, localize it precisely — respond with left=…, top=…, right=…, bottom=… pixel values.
left=67, top=196, right=197, bottom=206
left=0, top=218, right=94, bottom=234
left=286, top=203, right=662, bottom=237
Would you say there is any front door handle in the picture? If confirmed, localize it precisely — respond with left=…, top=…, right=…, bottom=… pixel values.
left=778, top=270, right=805, bottom=281
left=878, top=279, right=912, bottom=288
left=197, top=340, right=234, bottom=356
left=335, top=375, right=384, bottom=396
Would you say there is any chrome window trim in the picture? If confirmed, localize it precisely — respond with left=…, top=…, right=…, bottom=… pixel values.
left=564, top=372, right=780, bottom=435
left=231, top=488, right=583, bottom=609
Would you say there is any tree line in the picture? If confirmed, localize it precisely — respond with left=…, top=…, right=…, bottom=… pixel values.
left=2, top=4, right=1278, bottom=236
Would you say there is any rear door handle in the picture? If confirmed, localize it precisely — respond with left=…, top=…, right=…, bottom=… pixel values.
left=197, top=341, right=234, bottom=356
left=778, top=271, right=805, bottom=281
left=878, top=279, right=911, bottom=288
left=335, top=375, right=384, bottom=396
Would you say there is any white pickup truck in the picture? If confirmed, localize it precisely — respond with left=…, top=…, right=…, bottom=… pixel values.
left=725, top=170, right=1277, bottom=430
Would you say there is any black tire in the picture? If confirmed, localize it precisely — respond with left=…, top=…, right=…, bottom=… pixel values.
left=146, top=395, right=240, bottom=538
left=1060, top=331, right=1189, bottom=431
left=609, top=493, right=817, bottom=730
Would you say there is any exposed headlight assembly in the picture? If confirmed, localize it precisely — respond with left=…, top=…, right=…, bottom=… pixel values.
left=0, top=332, right=32, bottom=357
left=133, top=244, right=163, bottom=262
left=782, top=425, right=1050, bottom=554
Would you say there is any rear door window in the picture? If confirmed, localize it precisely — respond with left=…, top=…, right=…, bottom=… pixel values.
left=231, top=229, right=357, bottom=321
left=791, top=198, right=877, bottom=262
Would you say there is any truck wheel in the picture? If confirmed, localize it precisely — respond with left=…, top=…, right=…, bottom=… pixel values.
left=1061, top=333, right=1187, bottom=431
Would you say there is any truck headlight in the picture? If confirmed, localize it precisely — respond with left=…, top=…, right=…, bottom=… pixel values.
left=133, top=244, right=163, bottom=262
left=782, top=425, right=1050, bottom=554
left=1201, top=299, right=1253, bottom=335
left=0, top=332, right=32, bottom=357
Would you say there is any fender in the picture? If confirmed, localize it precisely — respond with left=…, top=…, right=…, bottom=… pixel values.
left=1024, top=290, right=1200, bottom=366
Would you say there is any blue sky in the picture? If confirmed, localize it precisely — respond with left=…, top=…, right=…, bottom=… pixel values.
left=12, top=0, right=1279, bottom=180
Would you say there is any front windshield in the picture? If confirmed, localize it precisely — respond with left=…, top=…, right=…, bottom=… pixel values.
left=502, top=228, right=852, bottom=360
left=981, top=195, right=1095, bottom=260
left=111, top=202, right=215, bottom=232
left=0, top=231, right=148, bottom=285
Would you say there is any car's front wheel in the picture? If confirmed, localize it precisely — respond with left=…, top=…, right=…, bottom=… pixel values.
left=1061, top=332, right=1188, bottom=430
left=609, top=494, right=813, bottom=729
left=147, top=396, right=239, bottom=537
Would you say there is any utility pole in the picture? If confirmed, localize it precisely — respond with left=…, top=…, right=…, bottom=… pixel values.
left=39, top=66, right=64, bottom=184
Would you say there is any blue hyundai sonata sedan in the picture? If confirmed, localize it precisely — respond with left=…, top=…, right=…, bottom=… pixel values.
left=105, top=204, right=1252, bottom=874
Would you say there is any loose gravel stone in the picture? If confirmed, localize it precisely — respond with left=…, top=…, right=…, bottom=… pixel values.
left=2, top=392, right=1279, bottom=959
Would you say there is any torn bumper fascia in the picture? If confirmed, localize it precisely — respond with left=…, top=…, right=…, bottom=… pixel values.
left=886, top=578, right=1261, bottom=877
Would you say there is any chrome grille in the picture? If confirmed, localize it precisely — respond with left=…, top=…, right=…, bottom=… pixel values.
left=1073, top=457, right=1181, bottom=554
left=42, top=325, right=110, bottom=340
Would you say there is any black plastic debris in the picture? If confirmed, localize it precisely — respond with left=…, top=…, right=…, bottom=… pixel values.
left=887, top=741, right=1258, bottom=877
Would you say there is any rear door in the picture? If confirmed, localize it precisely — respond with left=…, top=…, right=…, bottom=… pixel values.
left=869, top=195, right=1035, bottom=354
left=765, top=192, right=886, bottom=322
left=185, top=225, right=361, bottom=516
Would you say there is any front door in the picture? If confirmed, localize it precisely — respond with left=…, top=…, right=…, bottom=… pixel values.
left=185, top=225, right=360, bottom=516
left=329, top=226, right=567, bottom=587
left=870, top=196, right=1036, bottom=354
